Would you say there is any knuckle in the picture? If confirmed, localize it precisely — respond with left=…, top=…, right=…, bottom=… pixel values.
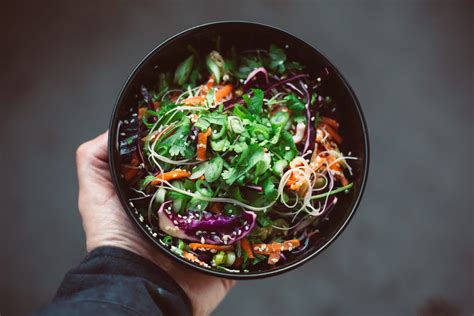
left=76, top=142, right=91, bottom=160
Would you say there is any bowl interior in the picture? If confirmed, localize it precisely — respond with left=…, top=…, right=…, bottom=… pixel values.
left=109, top=22, right=369, bottom=279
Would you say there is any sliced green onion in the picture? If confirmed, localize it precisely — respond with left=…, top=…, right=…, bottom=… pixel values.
left=270, top=111, right=289, bottom=127
left=195, top=180, right=213, bottom=197
left=310, top=183, right=354, bottom=200
left=211, top=124, right=227, bottom=140
left=205, top=156, right=224, bottom=183
left=272, top=159, right=288, bottom=176
left=155, top=188, right=167, bottom=204
left=170, top=245, right=183, bottom=256
left=314, top=177, right=326, bottom=189
left=250, top=124, right=270, bottom=140
left=210, top=138, right=229, bottom=152
left=189, top=162, right=209, bottom=180
left=142, top=110, right=159, bottom=129
left=214, top=251, right=226, bottom=266
left=255, top=152, right=271, bottom=175
left=228, top=116, right=245, bottom=134
left=224, top=251, right=236, bottom=267
left=161, top=235, right=172, bottom=246
left=173, top=198, right=185, bottom=213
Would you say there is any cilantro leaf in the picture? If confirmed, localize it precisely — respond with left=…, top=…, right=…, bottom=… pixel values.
left=194, top=112, right=227, bottom=131
left=257, top=212, right=273, bottom=227
left=222, top=167, right=237, bottom=181
left=255, top=152, right=272, bottom=175
left=205, top=156, right=224, bottom=183
left=225, top=145, right=264, bottom=185
left=137, top=174, right=156, bottom=190
left=269, top=130, right=297, bottom=161
left=238, top=55, right=263, bottom=79
left=158, top=117, right=194, bottom=158
left=268, top=44, right=286, bottom=74
left=285, top=93, right=307, bottom=123
left=243, top=89, right=264, bottom=115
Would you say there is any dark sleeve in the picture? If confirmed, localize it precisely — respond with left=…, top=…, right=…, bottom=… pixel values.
left=34, top=247, right=192, bottom=316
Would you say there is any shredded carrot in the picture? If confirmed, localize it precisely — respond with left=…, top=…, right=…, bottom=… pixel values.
left=267, top=251, right=281, bottom=265
left=286, top=173, right=302, bottom=191
left=188, top=243, right=235, bottom=251
left=201, top=75, right=215, bottom=95
left=138, top=107, right=147, bottom=120
left=150, top=169, right=191, bottom=185
left=215, top=84, right=233, bottom=103
left=326, top=155, right=349, bottom=186
left=320, top=116, right=339, bottom=129
left=241, top=238, right=255, bottom=259
left=339, top=176, right=349, bottom=186
left=319, top=123, right=343, bottom=144
left=183, top=95, right=205, bottom=105
left=196, top=127, right=212, bottom=161
left=253, top=240, right=301, bottom=255
left=122, top=154, right=139, bottom=182
left=183, top=251, right=208, bottom=267
left=209, top=202, right=223, bottom=214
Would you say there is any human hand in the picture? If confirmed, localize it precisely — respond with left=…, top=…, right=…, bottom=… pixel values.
left=76, top=131, right=235, bottom=316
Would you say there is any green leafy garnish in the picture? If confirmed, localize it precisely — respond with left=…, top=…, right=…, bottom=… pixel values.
left=268, top=44, right=286, bottom=74
left=243, top=88, right=264, bottom=115
left=174, top=55, right=194, bottom=86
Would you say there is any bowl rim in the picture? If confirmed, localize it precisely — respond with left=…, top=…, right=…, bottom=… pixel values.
left=108, top=20, right=370, bottom=280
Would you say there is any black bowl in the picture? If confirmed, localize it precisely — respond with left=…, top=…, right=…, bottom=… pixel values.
left=108, top=21, right=369, bottom=279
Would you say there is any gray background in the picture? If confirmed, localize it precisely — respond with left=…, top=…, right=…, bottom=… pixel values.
left=1, top=1, right=472, bottom=315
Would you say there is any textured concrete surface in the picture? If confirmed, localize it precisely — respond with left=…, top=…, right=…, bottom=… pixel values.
left=1, top=1, right=472, bottom=315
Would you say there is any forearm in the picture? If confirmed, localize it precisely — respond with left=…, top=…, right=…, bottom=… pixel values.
left=35, top=247, right=192, bottom=316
